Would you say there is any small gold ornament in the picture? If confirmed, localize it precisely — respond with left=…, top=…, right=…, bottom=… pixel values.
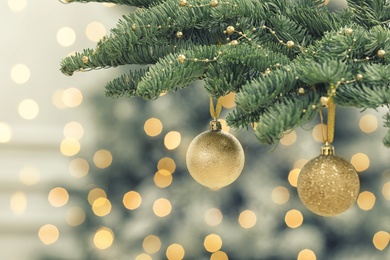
left=297, top=144, right=360, bottom=216
left=131, top=24, right=137, bottom=31
left=81, top=56, right=89, bottom=64
left=286, top=40, right=295, bottom=49
left=298, top=87, right=305, bottom=95
left=186, top=120, right=245, bottom=189
left=356, top=74, right=363, bottom=81
left=210, top=0, right=218, bottom=7
left=230, top=40, right=239, bottom=46
left=226, top=26, right=235, bottom=35
left=320, top=96, right=329, bottom=107
left=176, top=31, right=184, bottom=39
left=179, top=0, right=187, bottom=6
left=377, top=49, right=386, bottom=58
left=345, top=28, right=353, bottom=35
left=177, top=54, right=186, bottom=63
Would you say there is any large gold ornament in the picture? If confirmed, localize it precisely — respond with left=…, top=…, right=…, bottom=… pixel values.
left=186, top=120, right=245, bottom=189
left=297, top=145, right=360, bottom=216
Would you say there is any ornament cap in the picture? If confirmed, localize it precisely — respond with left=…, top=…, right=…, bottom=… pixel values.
left=209, top=120, right=222, bottom=131
left=321, top=143, right=334, bottom=155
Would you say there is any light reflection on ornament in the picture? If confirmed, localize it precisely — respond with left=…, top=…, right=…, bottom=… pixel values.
left=297, top=145, right=360, bottom=216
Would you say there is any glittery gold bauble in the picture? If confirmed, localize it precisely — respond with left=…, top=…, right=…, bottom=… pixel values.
left=186, top=121, right=245, bottom=189
left=297, top=145, right=360, bottom=216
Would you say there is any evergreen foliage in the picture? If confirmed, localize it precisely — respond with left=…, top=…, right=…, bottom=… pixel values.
left=60, top=0, right=390, bottom=146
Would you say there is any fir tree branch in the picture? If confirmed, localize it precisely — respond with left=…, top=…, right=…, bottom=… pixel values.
left=204, top=44, right=290, bottom=97
left=254, top=92, right=320, bottom=144
left=105, top=68, right=148, bottom=97
left=348, top=0, right=390, bottom=28
left=235, top=66, right=299, bottom=113
left=136, top=45, right=220, bottom=99
left=60, top=0, right=390, bottom=146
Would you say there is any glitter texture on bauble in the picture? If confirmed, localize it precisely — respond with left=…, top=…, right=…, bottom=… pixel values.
left=297, top=145, right=360, bottom=216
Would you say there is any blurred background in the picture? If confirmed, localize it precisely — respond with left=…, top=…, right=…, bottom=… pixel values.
left=0, top=0, right=389, bottom=259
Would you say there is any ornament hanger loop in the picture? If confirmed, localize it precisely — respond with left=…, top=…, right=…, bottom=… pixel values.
left=319, top=98, right=336, bottom=144
left=209, top=97, right=223, bottom=120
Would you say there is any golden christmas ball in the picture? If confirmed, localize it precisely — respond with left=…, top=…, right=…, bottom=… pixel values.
left=186, top=121, right=245, bottom=189
left=297, top=145, right=360, bottom=216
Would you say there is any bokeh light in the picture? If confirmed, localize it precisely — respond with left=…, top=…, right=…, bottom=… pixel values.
left=11, top=64, right=30, bottom=84
left=284, top=209, right=303, bottom=228
left=65, top=206, right=86, bottom=227
left=86, top=21, right=106, bottom=42
left=48, top=187, right=69, bottom=207
left=297, top=249, right=316, bottom=260
left=102, top=3, right=116, bottom=7
left=280, top=130, right=297, bottom=146
left=19, top=166, right=40, bottom=185
left=166, top=243, right=185, bottom=260
left=294, top=159, right=308, bottom=169
left=18, top=99, right=39, bottom=120
left=382, top=182, right=390, bottom=200
left=93, top=227, right=114, bottom=250
left=10, top=192, right=27, bottom=215
left=57, top=27, right=76, bottom=47
left=153, top=198, right=172, bottom=217
left=63, top=121, right=84, bottom=140
left=144, top=118, right=163, bottom=137
left=238, top=210, right=257, bottom=229
left=164, top=131, right=181, bottom=150
left=154, top=171, right=173, bottom=188
left=372, top=231, right=390, bottom=250
left=359, top=114, right=378, bottom=133
left=38, top=224, right=59, bottom=245
left=142, top=235, right=161, bottom=254
left=69, top=157, right=89, bottom=178
left=88, top=188, right=107, bottom=205
left=93, top=149, right=113, bottom=169
left=210, top=251, right=229, bottom=260
left=351, top=153, right=370, bottom=172
left=204, top=234, right=223, bottom=253
left=123, top=191, right=142, bottom=210
left=157, top=157, right=176, bottom=174
left=92, top=198, right=112, bottom=217
left=288, top=168, right=301, bottom=187
left=52, top=89, right=66, bottom=109
left=0, top=122, right=12, bottom=143
left=312, top=124, right=326, bottom=142
left=271, top=186, right=290, bottom=205
left=357, top=191, right=376, bottom=211
left=60, top=137, right=81, bottom=156
left=135, top=254, right=152, bottom=260
left=205, top=208, right=223, bottom=226
left=221, top=92, right=236, bottom=108
left=8, top=0, right=27, bottom=11
left=62, top=87, right=83, bottom=108
left=218, top=119, right=230, bottom=132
